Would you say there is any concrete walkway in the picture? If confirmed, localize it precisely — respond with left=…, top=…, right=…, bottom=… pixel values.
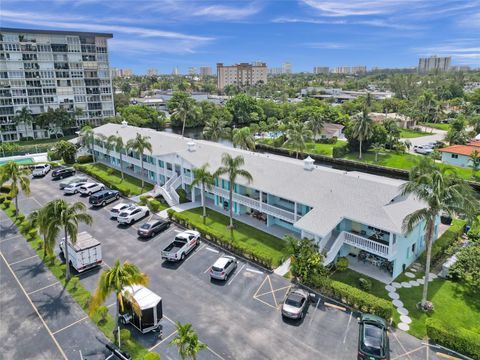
left=157, top=201, right=201, bottom=218
left=274, top=257, right=291, bottom=276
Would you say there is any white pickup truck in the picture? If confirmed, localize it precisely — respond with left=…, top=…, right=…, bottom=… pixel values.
left=161, top=230, right=200, bottom=262
left=32, top=164, right=51, bottom=177
left=59, top=231, right=102, bottom=272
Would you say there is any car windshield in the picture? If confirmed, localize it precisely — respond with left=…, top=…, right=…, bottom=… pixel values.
left=362, top=324, right=383, bottom=356
left=140, top=223, right=151, bottom=229
left=118, top=212, right=128, bottom=217
left=212, top=266, right=223, bottom=272
left=285, top=293, right=303, bottom=308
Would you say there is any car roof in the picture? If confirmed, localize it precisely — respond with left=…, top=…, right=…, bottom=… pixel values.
left=67, top=182, right=83, bottom=187
left=286, top=292, right=305, bottom=303
left=81, top=182, right=97, bottom=187
left=145, top=219, right=164, bottom=225
left=361, top=314, right=387, bottom=326
left=213, top=256, right=235, bottom=268
left=113, top=203, right=131, bottom=210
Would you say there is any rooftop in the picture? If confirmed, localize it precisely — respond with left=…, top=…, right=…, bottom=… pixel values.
left=438, top=141, right=480, bottom=157
left=93, top=123, right=423, bottom=237
left=0, top=27, right=113, bottom=38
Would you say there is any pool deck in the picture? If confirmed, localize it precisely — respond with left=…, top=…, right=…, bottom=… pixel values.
left=0, top=153, right=48, bottom=165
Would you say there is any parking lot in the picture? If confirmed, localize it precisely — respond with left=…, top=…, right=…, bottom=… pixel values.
left=5, top=173, right=446, bottom=360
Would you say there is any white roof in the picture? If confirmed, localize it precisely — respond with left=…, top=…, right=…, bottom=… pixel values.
left=94, top=124, right=424, bottom=236
left=72, top=231, right=100, bottom=251
left=123, top=285, right=161, bottom=310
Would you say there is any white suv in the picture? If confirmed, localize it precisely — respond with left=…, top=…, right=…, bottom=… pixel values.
left=32, top=164, right=51, bottom=177
left=413, top=145, right=433, bottom=155
left=110, top=203, right=136, bottom=219
left=63, top=182, right=87, bottom=195
left=78, top=182, right=104, bottom=195
left=117, top=205, right=149, bottom=225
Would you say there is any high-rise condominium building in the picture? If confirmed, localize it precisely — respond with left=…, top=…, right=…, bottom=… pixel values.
left=0, top=27, right=114, bottom=142
left=282, top=62, right=292, bottom=74
left=351, top=66, right=367, bottom=74
left=216, top=62, right=268, bottom=92
left=333, top=66, right=351, bottom=74
left=313, top=66, right=329, bottom=74
left=111, top=68, right=132, bottom=78
left=172, top=66, right=179, bottom=75
left=199, top=66, right=212, bottom=76
left=268, top=67, right=282, bottom=75
left=418, top=56, right=451, bottom=73
left=188, top=67, right=197, bottom=75
left=147, top=68, right=157, bottom=76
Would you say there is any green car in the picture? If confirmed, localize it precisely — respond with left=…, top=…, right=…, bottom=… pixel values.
left=357, top=314, right=390, bottom=360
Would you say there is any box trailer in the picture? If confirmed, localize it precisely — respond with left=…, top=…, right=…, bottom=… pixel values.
left=119, top=285, right=163, bottom=334
left=59, top=231, right=102, bottom=273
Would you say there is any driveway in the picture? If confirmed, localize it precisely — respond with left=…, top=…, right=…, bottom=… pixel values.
left=402, top=126, right=447, bottom=155
left=10, top=174, right=458, bottom=360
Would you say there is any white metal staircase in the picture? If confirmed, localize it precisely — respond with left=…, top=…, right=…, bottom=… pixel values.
left=157, top=174, right=182, bottom=207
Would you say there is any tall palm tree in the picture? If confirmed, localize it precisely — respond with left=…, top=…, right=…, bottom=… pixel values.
left=170, top=322, right=207, bottom=360
left=215, top=153, right=253, bottom=228
left=202, top=117, right=231, bottom=141
left=172, top=96, right=196, bottom=138
left=469, top=150, right=480, bottom=177
left=45, top=200, right=92, bottom=280
left=27, top=207, right=55, bottom=258
left=80, top=125, right=96, bottom=162
left=191, top=164, right=214, bottom=221
left=14, top=106, right=33, bottom=140
left=306, top=110, right=325, bottom=140
left=283, top=121, right=313, bottom=159
left=127, top=133, right=152, bottom=189
left=90, top=260, right=149, bottom=345
left=402, top=158, right=478, bottom=309
left=232, top=127, right=255, bottom=151
left=107, top=134, right=126, bottom=181
left=351, top=110, right=373, bottom=159
left=0, top=161, right=30, bottom=215
left=371, top=143, right=384, bottom=162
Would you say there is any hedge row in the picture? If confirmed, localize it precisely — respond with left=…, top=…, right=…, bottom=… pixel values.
left=419, top=219, right=466, bottom=267
left=310, top=274, right=394, bottom=320
left=167, top=209, right=274, bottom=269
left=332, top=142, right=349, bottom=158
left=76, top=154, right=93, bottom=164
left=426, top=318, right=480, bottom=359
left=74, top=164, right=132, bottom=197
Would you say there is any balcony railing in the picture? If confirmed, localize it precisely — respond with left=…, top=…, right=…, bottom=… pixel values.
left=344, top=231, right=390, bottom=258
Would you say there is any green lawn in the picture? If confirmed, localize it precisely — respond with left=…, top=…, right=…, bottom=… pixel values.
left=397, top=279, right=480, bottom=338
left=76, top=163, right=153, bottom=196
left=179, top=207, right=290, bottom=267
left=257, top=138, right=347, bottom=157
left=18, top=135, right=76, bottom=147
left=342, top=151, right=478, bottom=180
left=329, top=268, right=389, bottom=300
left=418, top=122, right=450, bottom=131
left=399, top=129, right=430, bottom=138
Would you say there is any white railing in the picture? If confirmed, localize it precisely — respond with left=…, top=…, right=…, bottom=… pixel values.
left=171, top=175, right=182, bottom=190
left=323, top=232, right=346, bottom=265
left=344, top=232, right=390, bottom=258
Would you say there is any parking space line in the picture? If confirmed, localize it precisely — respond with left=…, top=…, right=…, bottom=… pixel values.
left=52, top=315, right=89, bottom=335
left=0, top=251, right=68, bottom=360
left=203, top=264, right=212, bottom=273
left=148, top=330, right=178, bottom=351
left=391, top=345, right=427, bottom=360
left=253, top=276, right=269, bottom=298
left=254, top=296, right=278, bottom=310
left=28, top=281, right=61, bottom=295
left=342, top=312, right=353, bottom=344
left=207, top=346, right=226, bottom=360
left=181, top=243, right=206, bottom=264
left=163, top=314, right=176, bottom=325
left=245, top=267, right=263, bottom=274
left=308, top=297, right=322, bottom=328
left=391, top=330, right=413, bottom=360
left=227, top=264, right=245, bottom=286
left=205, top=246, right=219, bottom=253
left=255, top=285, right=291, bottom=298
left=0, top=234, right=23, bottom=243
left=9, top=254, right=38, bottom=266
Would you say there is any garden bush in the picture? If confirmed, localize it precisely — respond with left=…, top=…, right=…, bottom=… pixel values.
left=138, top=195, right=150, bottom=205
left=332, top=142, right=349, bottom=158
left=358, top=278, right=372, bottom=291
left=147, top=199, right=162, bottom=212
left=47, top=150, right=61, bottom=161
left=3, top=199, right=11, bottom=209
left=176, top=188, right=188, bottom=203
left=0, top=184, right=11, bottom=193
left=311, top=275, right=394, bottom=319
left=426, top=318, right=480, bottom=359
left=120, top=328, right=131, bottom=343
left=76, top=154, right=93, bottom=164
left=336, top=257, right=348, bottom=272
left=96, top=306, right=109, bottom=325
left=143, top=353, right=161, bottom=360
left=106, top=167, right=115, bottom=176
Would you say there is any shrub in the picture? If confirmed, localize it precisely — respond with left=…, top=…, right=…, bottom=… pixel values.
left=69, top=277, right=80, bottom=292
left=148, top=199, right=162, bottom=213
left=272, top=134, right=286, bottom=147
left=336, top=257, right=348, bottom=272
left=312, top=275, right=394, bottom=319
left=358, top=277, right=372, bottom=291
left=106, top=167, right=115, bottom=176
left=27, top=228, right=38, bottom=241
left=176, top=188, right=188, bottom=203
left=143, top=353, right=161, bottom=360
left=120, top=328, right=131, bottom=343
left=419, top=219, right=466, bottom=267
left=138, top=195, right=150, bottom=206
left=0, top=184, right=11, bottom=193
left=0, top=196, right=5, bottom=204
left=3, top=199, right=11, bottom=209
left=76, top=154, right=93, bottom=164
left=47, top=150, right=61, bottom=161
left=96, top=305, right=109, bottom=324
left=426, top=318, right=480, bottom=359
left=332, top=142, right=349, bottom=158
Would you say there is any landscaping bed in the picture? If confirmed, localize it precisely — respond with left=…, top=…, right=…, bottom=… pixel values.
left=75, top=163, right=152, bottom=196
left=257, top=138, right=347, bottom=157
left=399, top=129, right=430, bottom=138
left=168, top=207, right=290, bottom=268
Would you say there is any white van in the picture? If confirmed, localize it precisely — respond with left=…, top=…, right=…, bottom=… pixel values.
left=59, top=231, right=102, bottom=272
left=32, top=164, right=51, bottom=177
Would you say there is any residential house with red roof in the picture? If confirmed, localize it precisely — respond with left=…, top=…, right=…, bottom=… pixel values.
left=438, top=141, right=480, bottom=168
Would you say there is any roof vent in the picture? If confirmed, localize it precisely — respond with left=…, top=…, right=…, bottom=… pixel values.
left=304, top=156, right=314, bottom=171
left=121, top=120, right=128, bottom=128
left=187, top=141, right=196, bottom=152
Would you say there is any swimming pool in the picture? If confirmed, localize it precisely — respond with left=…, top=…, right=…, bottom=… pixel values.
left=0, top=157, right=34, bottom=166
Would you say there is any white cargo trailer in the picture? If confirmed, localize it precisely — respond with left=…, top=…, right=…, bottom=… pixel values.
left=59, top=231, right=102, bottom=272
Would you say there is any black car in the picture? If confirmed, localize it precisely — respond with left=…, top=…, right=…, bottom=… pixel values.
left=137, top=219, right=171, bottom=238
left=89, top=190, right=120, bottom=207
left=51, top=167, right=76, bottom=180
left=357, top=314, right=390, bottom=360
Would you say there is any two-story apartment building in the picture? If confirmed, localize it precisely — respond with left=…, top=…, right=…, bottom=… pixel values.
left=91, top=123, right=436, bottom=282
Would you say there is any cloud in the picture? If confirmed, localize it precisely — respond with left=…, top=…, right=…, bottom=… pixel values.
left=192, top=4, right=261, bottom=20
left=415, top=40, right=480, bottom=65
left=300, top=0, right=417, bottom=17
left=306, top=42, right=349, bottom=49
left=272, top=16, right=418, bottom=30
left=109, top=39, right=202, bottom=54
left=272, top=17, right=346, bottom=25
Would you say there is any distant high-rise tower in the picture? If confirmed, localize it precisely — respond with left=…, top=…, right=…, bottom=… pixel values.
left=172, top=66, right=180, bottom=75
left=282, top=62, right=292, bottom=74
left=199, top=66, right=212, bottom=76
left=313, top=66, right=329, bottom=74
left=418, top=56, right=451, bottom=73
left=216, top=62, right=268, bottom=92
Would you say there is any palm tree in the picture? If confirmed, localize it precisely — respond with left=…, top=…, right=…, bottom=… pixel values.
left=283, top=121, right=313, bottom=159
left=402, top=158, right=478, bottom=309
left=14, top=106, right=33, bottom=140
left=45, top=200, right=92, bottom=280
left=126, top=133, right=152, bottom=189
left=232, top=127, right=255, bottom=151
left=80, top=125, right=96, bottom=162
left=0, top=161, right=30, bottom=215
left=371, top=143, right=384, bottom=162
left=351, top=110, right=373, bottom=159
left=215, top=153, right=253, bottom=228
left=170, top=322, right=207, bottom=360
left=27, top=207, right=55, bottom=258
left=202, top=117, right=231, bottom=141
left=191, top=164, right=214, bottom=222
left=107, top=134, right=126, bottom=181
left=306, top=110, right=325, bottom=140
left=172, top=96, right=196, bottom=138
left=90, top=260, right=149, bottom=346
left=469, top=150, right=480, bottom=177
